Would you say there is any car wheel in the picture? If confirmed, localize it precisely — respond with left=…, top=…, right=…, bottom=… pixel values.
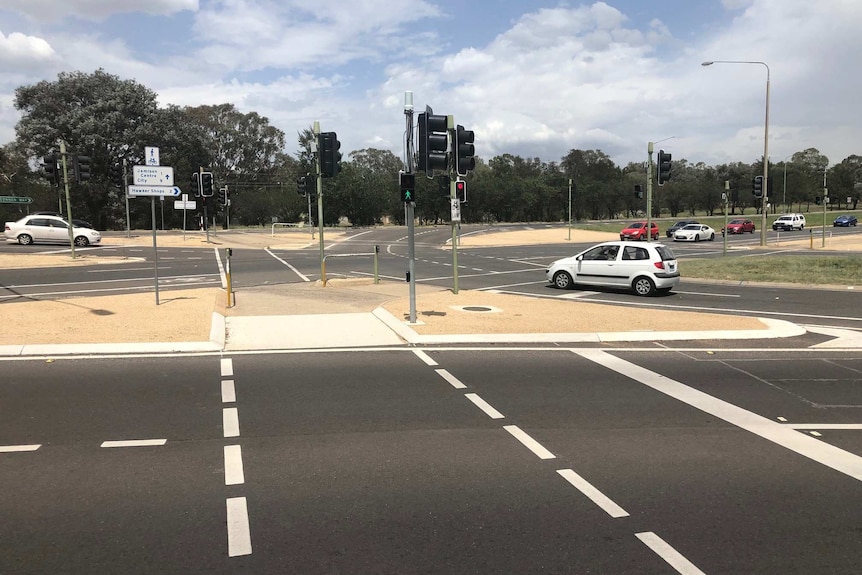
left=17, top=234, right=33, bottom=245
left=620, top=235, right=625, bottom=241
left=751, top=227, right=755, bottom=233
left=74, top=236, right=90, bottom=246
left=709, top=233, right=715, bottom=241
left=632, top=276, right=656, bottom=296
left=553, top=271, right=573, bottom=290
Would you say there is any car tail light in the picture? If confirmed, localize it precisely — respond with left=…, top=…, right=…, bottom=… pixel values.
left=653, top=261, right=665, bottom=270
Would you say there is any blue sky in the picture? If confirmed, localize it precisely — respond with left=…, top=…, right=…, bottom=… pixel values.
left=1, top=0, right=861, bottom=168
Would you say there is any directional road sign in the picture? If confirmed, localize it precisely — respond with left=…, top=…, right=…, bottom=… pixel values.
left=128, top=185, right=182, bottom=198
left=174, top=200, right=196, bottom=210
left=0, top=196, right=33, bottom=204
left=133, top=165, right=174, bottom=186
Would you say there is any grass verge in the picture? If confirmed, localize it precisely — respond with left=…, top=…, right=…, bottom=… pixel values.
left=680, top=255, right=862, bottom=285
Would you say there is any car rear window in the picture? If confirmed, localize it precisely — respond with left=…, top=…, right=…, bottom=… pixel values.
left=654, top=245, right=676, bottom=261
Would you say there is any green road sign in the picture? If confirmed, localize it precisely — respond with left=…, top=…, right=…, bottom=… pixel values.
left=0, top=196, right=33, bottom=204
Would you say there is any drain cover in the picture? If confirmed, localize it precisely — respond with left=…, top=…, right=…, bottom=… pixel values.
left=462, top=306, right=493, bottom=312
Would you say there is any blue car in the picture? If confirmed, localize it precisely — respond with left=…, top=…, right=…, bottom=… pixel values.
left=833, top=215, right=858, bottom=227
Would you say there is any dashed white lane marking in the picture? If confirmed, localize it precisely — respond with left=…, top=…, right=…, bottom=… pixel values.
left=435, top=368, right=467, bottom=389
left=0, top=444, right=41, bottom=453
left=556, top=469, right=629, bottom=518
left=412, top=349, right=438, bottom=366
left=635, top=531, right=706, bottom=575
left=503, top=425, right=555, bottom=459
left=223, top=408, right=240, bottom=438
left=464, top=393, right=505, bottom=419
left=224, top=445, right=245, bottom=485
left=576, top=350, right=862, bottom=482
left=226, top=497, right=253, bottom=557
left=101, top=439, right=167, bottom=448
left=221, top=358, right=233, bottom=377
left=221, top=380, right=236, bottom=403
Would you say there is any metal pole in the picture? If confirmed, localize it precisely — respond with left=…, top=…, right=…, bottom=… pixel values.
left=782, top=155, right=791, bottom=213
left=59, top=141, right=76, bottom=259
left=761, top=65, right=770, bottom=247
left=567, top=178, right=572, bottom=241
left=314, top=121, right=325, bottom=283
left=123, top=159, right=130, bottom=238
left=447, top=115, right=459, bottom=294
left=646, top=141, right=654, bottom=235
left=404, top=91, right=417, bottom=322
left=723, top=180, right=730, bottom=256
left=152, top=197, right=160, bottom=305
left=822, top=168, right=828, bottom=248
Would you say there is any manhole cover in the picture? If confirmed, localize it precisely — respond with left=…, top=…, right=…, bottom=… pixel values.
left=462, top=306, right=493, bottom=312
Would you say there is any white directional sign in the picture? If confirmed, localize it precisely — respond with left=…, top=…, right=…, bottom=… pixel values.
left=174, top=200, right=196, bottom=210
left=128, top=185, right=182, bottom=197
left=145, top=146, right=160, bottom=166
left=133, top=165, right=174, bottom=186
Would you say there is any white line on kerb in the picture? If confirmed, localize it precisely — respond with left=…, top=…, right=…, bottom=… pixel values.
left=464, top=393, right=505, bottom=419
left=636, top=531, right=706, bottom=575
left=224, top=445, right=245, bottom=485
left=221, top=358, right=234, bottom=377
left=576, top=350, right=862, bottom=482
left=0, top=444, right=41, bottom=453
left=556, top=469, right=629, bottom=518
left=412, top=349, right=438, bottom=366
left=222, top=380, right=236, bottom=403
left=101, top=439, right=167, bottom=448
left=503, top=425, right=555, bottom=459
left=226, top=497, right=252, bottom=557
left=223, top=408, right=240, bottom=438
left=435, top=368, right=467, bottom=389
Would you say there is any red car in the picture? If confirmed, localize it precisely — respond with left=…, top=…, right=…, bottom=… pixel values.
left=620, top=221, right=659, bottom=241
left=721, top=218, right=755, bottom=235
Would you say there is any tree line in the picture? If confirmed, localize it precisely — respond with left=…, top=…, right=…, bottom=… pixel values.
left=1, top=70, right=859, bottom=230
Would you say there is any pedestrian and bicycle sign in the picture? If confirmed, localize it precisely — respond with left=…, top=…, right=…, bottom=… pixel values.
left=0, top=196, right=33, bottom=204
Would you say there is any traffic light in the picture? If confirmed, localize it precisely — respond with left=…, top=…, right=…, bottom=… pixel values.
left=400, top=172, right=416, bottom=203
left=814, top=196, right=821, bottom=205
left=656, top=150, right=672, bottom=185
left=634, top=184, right=643, bottom=199
left=42, top=153, right=59, bottom=187
left=190, top=172, right=201, bottom=197
left=752, top=175, right=763, bottom=198
left=455, top=125, right=475, bottom=176
left=218, top=186, right=228, bottom=205
left=73, top=155, right=91, bottom=183
left=200, top=172, right=214, bottom=197
left=455, top=179, right=467, bottom=203
left=296, top=176, right=307, bottom=197
left=417, top=107, right=448, bottom=176
left=319, top=132, right=341, bottom=178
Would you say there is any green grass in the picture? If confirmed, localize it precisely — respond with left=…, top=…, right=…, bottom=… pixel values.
left=679, top=255, right=862, bottom=285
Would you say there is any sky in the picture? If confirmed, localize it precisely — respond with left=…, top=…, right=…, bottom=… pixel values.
left=1, top=0, right=861, bottom=169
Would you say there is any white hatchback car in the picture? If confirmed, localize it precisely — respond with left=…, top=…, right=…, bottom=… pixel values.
left=4, top=215, right=101, bottom=246
left=546, top=241, right=680, bottom=296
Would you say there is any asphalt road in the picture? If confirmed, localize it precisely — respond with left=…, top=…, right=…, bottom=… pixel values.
left=1, top=349, right=860, bottom=574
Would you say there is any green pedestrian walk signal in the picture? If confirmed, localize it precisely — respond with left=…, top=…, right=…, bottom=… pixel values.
left=400, top=172, right=416, bottom=203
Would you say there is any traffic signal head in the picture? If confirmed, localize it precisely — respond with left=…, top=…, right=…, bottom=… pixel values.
left=455, top=125, right=475, bottom=176
left=656, top=150, right=672, bottom=185
left=455, top=179, right=467, bottom=203
left=752, top=175, right=763, bottom=198
left=319, top=132, right=342, bottom=178
left=73, top=155, right=91, bottom=183
left=814, top=195, right=821, bottom=205
left=399, top=172, right=416, bottom=203
left=42, top=153, right=59, bottom=187
left=417, top=107, right=448, bottom=176
left=634, top=184, right=643, bottom=199
left=218, top=186, right=228, bottom=205
left=296, top=176, right=307, bottom=197
left=190, top=172, right=201, bottom=197
left=200, top=172, right=214, bottom=197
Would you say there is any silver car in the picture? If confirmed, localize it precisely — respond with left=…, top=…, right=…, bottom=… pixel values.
left=4, top=215, right=102, bottom=246
left=546, top=240, right=680, bottom=296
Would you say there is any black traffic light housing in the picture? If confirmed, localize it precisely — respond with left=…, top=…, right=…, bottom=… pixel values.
left=634, top=184, right=643, bottom=199
left=814, top=195, right=821, bottom=205
left=752, top=175, right=763, bottom=198
left=190, top=172, right=201, bottom=197
left=73, top=155, right=91, bottom=183
left=42, top=153, right=59, bottom=187
left=455, top=179, right=467, bottom=203
left=455, top=125, right=475, bottom=176
left=319, top=132, right=341, bottom=178
left=296, top=176, right=308, bottom=197
left=218, top=186, right=228, bottom=205
left=418, top=107, right=448, bottom=176
left=656, top=150, right=672, bottom=185
left=399, top=172, right=416, bottom=203
left=200, top=172, right=214, bottom=197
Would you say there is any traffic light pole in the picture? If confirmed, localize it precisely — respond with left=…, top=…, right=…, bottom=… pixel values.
left=646, top=141, right=654, bottom=236
left=314, top=121, right=325, bottom=283
left=404, top=92, right=417, bottom=323
left=59, top=141, right=77, bottom=259
left=448, top=115, right=459, bottom=294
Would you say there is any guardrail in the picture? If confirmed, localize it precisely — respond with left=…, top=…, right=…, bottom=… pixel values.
left=321, top=246, right=380, bottom=286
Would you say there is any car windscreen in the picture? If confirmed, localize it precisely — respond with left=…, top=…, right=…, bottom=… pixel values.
left=628, top=223, right=644, bottom=229
left=681, top=224, right=700, bottom=230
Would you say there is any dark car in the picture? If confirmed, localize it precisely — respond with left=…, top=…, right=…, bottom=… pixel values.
left=833, top=215, right=858, bottom=227
left=665, top=220, right=699, bottom=237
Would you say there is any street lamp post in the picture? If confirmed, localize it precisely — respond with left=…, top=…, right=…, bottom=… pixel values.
left=702, top=60, right=770, bottom=246
left=782, top=154, right=792, bottom=213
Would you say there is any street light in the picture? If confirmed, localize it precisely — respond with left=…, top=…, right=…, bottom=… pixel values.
left=782, top=154, right=792, bottom=213
left=702, top=60, right=770, bottom=246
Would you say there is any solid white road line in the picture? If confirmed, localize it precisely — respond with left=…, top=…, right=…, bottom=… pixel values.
left=464, top=393, right=505, bottom=419
left=221, top=380, right=236, bottom=403
left=556, top=469, right=629, bottom=518
left=435, top=368, right=467, bottom=389
left=214, top=247, right=227, bottom=288
left=266, top=248, right=310, bottom=281
left=412, top=349, right=438, bottom=366
left=635, top=531, right=706, bottom=575
left=576, top=350, right=862, bottom=482
left=786, top=423, right=862, bottom=429
left=503, top=425, right=556, bottom=459
left=0, top=444, right=41, bottom=453
left=224, top=445, right=245, bottom=486
left=226, top=497, right=253, bottom=557
left=101, top=439, right=167, bottom=448
left=221, top=358, right=233, bottom=377
left=223, top=408, right=240, bottom=438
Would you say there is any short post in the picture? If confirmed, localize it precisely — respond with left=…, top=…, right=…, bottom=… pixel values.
left=225, top=248, right=233, bottom=307
left=373, top=245, right=380, bottom=284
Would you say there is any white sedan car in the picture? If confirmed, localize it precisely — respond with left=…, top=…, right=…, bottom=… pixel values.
left=4, top=215, right=101, bottom=246
left=673, top=223, right=715, bottom=242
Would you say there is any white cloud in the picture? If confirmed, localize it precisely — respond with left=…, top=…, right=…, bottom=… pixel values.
left=0, top=31, right=56, bottom=68
left=2, top=0, right=198, bottom=21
